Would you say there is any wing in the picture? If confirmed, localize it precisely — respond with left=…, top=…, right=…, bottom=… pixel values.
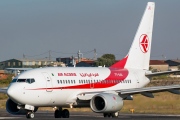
left=69, top=71, right=180, bottom=101
left=0, top=87, right=7, bottom=94
left=146, top=70, right=180, bottom=77
left=117, top=85, right=180, bottom=98
left=78, top=85, right=180, bottom=100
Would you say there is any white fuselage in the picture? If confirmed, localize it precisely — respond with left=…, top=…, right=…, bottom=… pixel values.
left=7, top=67, right=150, bottom=107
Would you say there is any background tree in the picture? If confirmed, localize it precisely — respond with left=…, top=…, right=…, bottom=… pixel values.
left=101, top=54, right=115, bottom=61
left=95, top=54, right=116, bottom=67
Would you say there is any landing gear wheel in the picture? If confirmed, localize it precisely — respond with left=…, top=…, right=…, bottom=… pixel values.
left=26, top=112, right=35, bottom=119
left=29, top=113, right=35, bottom=119
left=112, top=112, right=119, bottom=118
left=26, top=113, right=29, bottom=119
left=103, top=113, right=108, bottom=118
left=54, top=110, right=62, bottom=118
left=108, top=113, right=112, bottom=117
left=62, top=109, right=69, bottom=118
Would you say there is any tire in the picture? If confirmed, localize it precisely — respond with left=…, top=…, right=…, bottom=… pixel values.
left=29, top=113, right=35, bottom=119
left=108, top=113, right=111, bottom=117
left=26, top=113, right=30, bottom=119
left=26, top=112, right=34, bottom=119
left=103, top=113, right=108, bottom=118
left=62, top=109, right=69, bottom=118
left=54, top=110, right=61, bottom=118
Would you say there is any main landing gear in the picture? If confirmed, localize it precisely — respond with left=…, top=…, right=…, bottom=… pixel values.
left=54, top=107, right=70, bottom=118
left=103, top=112, right=119, bottom=118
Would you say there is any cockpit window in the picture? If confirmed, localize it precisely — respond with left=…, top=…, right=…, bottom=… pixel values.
left=26, top=79, right=31, bottom=83
left=17, top=79, right=26, bottom=82
left=12, top=79, right=17, bottom=83
left=31, top=79, right=35, bottom=83
left=14, top=78, right=36, bottom=84
left=26, top=79, right=35, bottom=84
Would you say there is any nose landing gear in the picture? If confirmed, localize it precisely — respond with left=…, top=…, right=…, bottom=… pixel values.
left=26, top=111, right=35, bottom=119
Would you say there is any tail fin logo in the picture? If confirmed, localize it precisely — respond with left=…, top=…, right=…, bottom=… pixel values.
left=139, top=34, right=149, bottom=53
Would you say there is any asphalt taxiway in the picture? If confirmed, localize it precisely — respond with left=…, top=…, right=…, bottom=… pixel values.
left=1, top=109, right=180, bottom=120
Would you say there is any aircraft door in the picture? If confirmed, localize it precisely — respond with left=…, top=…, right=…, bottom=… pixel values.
left=42, top=72, right=53, bottom=92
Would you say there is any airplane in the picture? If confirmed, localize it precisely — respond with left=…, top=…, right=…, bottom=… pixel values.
left=1, top=2, right=180, bottom=119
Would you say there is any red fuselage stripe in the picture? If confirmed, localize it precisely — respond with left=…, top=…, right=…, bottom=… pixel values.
left=27, top=68, right=129, bottom=90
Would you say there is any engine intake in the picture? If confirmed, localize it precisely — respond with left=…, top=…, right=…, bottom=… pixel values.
left=90, top=93, right=123, bottom=113
left=6, top=99, right=27, bottom=115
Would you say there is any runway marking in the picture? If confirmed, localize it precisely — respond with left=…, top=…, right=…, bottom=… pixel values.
left=0, top=117, right=21, bottom=119
left=121, top=114, right=180, bottom=116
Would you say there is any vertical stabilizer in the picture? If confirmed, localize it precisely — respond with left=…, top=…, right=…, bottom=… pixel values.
left=111, top=2, right=155, bottom=70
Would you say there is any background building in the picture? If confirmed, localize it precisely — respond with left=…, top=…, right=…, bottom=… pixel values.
left=165, top=60, right=180, bottom=71
left=0, top=59, right=22, bottom=70
left=19, top=58, right=55, bottom=67
left=0, top=58, right=62, bottom=70
left=149, top=60, right=169, bottom=72
left=56, top=57, right=73, bottom=66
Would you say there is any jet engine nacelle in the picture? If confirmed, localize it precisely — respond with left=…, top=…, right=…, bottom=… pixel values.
left=6, top=99, right=27, bottom=115
left=6, top=99, right=38, bottom=115
left=90, top=93, right=123, bottom=113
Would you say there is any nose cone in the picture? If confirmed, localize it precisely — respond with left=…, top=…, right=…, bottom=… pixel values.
left=7, top=85, right=19, bottom=102
left=7, top=86, right=14, bottom=97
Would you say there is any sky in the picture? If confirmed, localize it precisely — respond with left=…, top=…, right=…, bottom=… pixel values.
left=0, top=0, right=180, bottom=61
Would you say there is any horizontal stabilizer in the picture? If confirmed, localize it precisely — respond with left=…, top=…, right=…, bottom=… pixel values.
left=145, top=70, right=180, bottom=77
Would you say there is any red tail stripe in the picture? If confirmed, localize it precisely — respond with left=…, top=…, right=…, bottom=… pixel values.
left=110, top=56, right=128, bottom=68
